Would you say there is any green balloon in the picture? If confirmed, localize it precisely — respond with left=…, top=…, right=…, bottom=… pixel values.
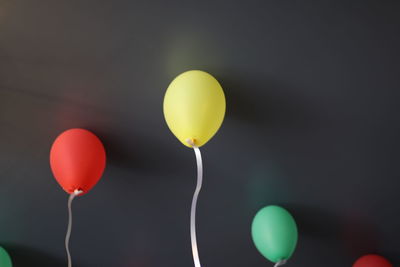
left=0, top=246, right=12, bottom=267
left=251, top=205, right=298, bottom=263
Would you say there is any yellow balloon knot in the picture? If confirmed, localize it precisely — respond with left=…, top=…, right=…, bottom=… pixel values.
left=186, top=138, right=196, bottom=147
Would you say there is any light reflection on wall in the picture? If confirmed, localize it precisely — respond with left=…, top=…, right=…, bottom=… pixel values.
left=246, top=159, right=294, bottom=210
left=163, top=27, right=224, bottom=77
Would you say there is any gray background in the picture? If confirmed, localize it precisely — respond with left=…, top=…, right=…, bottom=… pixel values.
left=0, top=0, right=399, bottom=266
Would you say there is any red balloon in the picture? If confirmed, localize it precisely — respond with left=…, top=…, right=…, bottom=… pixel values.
left=50, top=128, right=106, bottom=195
left=353, top=254, right=392, bottom=267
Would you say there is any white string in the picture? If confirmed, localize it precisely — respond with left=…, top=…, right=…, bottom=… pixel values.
left=66, top=189, right=83, bottom=267
left=274, top=259, right=287, bottom=267
left=187, top=139, right=203, bottom=267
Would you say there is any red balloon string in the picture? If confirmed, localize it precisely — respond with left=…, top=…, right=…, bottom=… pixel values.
left=65, top=189, right=83, bottom=267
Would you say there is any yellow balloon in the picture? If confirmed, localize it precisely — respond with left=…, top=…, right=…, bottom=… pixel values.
left=163, top=70, right=226, bottom=148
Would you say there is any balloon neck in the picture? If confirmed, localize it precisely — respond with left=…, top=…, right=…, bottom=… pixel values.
left=186, top=138, right=196, bottom=147
left=72, top=189, right=83, bottom=196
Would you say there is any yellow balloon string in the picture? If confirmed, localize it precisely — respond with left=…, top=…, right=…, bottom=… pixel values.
left=66, top=189, right=83, bottom=267
left=187, top=139, right=203, bottom=267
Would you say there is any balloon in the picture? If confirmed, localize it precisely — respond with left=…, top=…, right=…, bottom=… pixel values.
left=0, top=246, right=12, bottom=267
left=251, top=205, right=298, bottom=263
left=353, top=254, right=392, bottom=267
left=163, top=70, right=226, bottom=147
left=50, top=128, right=106, bottom=195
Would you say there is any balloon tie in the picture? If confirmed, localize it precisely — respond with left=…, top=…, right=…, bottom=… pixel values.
left=274, top=259, right=287, bottom=267
left=187, top=139, right=203, bottom=267
left=66, top=189, right=83, bottom=267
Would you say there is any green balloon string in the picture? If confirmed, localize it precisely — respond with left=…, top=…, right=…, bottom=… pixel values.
left=274, top=259, right=287, bottom=267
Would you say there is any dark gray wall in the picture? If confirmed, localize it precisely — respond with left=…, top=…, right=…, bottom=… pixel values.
left=0, top=0, right=399, bottom=266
